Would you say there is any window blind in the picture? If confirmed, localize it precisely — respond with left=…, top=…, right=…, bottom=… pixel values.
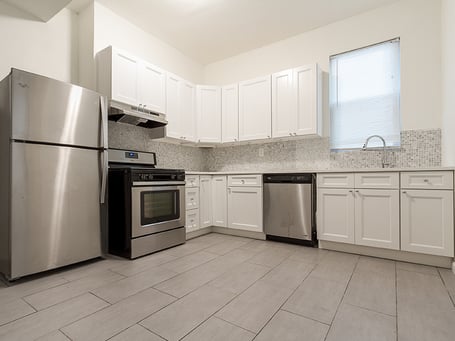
left=329, top=39, right=401, bottom=150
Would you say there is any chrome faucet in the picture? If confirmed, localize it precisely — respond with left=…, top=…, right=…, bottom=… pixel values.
left=362, top=135, right=389, bottom=168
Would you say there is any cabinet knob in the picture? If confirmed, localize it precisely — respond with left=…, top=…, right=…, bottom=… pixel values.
left=268, top=135, right=271, bottom=138
left=289, top=133, right=293, bottom=136
left=402, top=191, right=407, bottom=194
left=423, top=179, right=429, bottom=182
left=348, top=190, right=353, bottom=193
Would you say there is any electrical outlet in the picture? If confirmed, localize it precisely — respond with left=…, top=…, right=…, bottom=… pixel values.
left=258, top=148, right=264, bottom=157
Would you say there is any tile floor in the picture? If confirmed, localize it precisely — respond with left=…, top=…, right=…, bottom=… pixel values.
left=0, top=233, right=454, bottom=341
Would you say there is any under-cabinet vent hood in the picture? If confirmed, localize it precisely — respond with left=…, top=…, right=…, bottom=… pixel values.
left=108, top=101, right=168, bottom=129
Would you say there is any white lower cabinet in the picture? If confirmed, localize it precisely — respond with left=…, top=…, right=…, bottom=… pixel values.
left=401, top=189, right=454, bottom=257
left=227, top=186, right=263, bottom=232
left=317, top=188, right=355, bottom=243
left=212, top=176, right=227, bottom=227
left=199, top=176, right=213, bottom=228
left=185, top=209, right=200, bottom=233
left=355, top=189, right=399, bottom=250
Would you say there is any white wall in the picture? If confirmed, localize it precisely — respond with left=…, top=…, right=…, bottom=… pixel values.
left=204, top=0, right=442, bottom=133
left=78, top=2, right=94, bottom=89
left=92, top=2, right=204, bottom=84
left=441, top=0, right=455, bottom=166
left=0, top=2, right=78, bottom=83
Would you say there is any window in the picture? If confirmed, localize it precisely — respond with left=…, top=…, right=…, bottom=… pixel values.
left=329, top=39, right=401, bottom=150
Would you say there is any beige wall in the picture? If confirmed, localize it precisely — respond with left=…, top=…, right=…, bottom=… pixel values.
left=92, top=2, right=204, bottom=84
left=441, top=0, right=455, bottom=166
left=203, top=0, right=442, bottom=133
left=0, top=3, right=78, bottom=83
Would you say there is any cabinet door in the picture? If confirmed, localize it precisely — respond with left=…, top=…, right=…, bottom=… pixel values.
left=401, top=190, right=454, bottom=257
left=186, top=209, right=200, bottom=233
left=228, top=186, right=263, bottom=232
left=139, top=61, right=166, bottom=114
left=197, top=86, right=222, bottom=143
left=239, top=75, right=272, bottom=141
left=180, top=80, right=197, bottom=142
left=166, top=73, right=182, bottom=139
left=272, top=69, right=295, bottom=138
left=355, top=189, right=399, bottom=250
left=199, top=176, right=213, bottom=228
left=212, top=176, right=227, bottom=227
left=111, top=49, right=139, bottom=106
left=294, top=64, right=321, bottom=136
left=222, top=84, right=239, bottom=143
left=317, top=188, right=355, bottom=243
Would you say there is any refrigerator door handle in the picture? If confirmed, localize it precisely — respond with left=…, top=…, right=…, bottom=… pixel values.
left=100, top=149, right=108, bottom=204
left=100, top=96, right=108, bottom=149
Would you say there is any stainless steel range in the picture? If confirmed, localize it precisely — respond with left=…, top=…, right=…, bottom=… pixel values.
left=108, top=149, right=186, bottom=259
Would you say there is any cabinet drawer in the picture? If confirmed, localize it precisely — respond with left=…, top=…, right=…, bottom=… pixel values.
left=185, top=188, right=199, bottom=210
left=355, top=172, right=399, bottom=189
left=185, top=209, right=200, bottom=232
left=228, top=174, right=262, bottom=187
left=186, top=175, right=200, bottom=188
left=317, top=173, right=354, bottom=188
left=401, top=171, right=453, bottom=190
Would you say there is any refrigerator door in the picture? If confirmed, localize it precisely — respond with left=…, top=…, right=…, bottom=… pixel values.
left=10, top=142, right=102, bottom=279
left=11, top=69, right=103, bottom=148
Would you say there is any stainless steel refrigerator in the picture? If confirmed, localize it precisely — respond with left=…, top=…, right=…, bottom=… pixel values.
left=0, top=69, right=108, bottom=280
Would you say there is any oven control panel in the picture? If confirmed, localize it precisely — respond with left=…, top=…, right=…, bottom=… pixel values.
left=132, top=171, right=185, bottom=182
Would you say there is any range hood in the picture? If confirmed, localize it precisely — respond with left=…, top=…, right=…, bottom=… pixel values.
left=108, top=101, right=168, bottom=129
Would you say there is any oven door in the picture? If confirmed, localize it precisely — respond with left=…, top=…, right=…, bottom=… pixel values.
left=131, top=184, right=185, bottom=238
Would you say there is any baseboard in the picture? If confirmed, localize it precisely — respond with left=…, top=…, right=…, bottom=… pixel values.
left=186, top=227, right=212, bottom=240
left=319, top=240, right=453, bottom=269
left=211, top=226, right=266, bottom=240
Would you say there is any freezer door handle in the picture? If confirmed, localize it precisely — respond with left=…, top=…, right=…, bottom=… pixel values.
left=100, top=96, right=108, bottom=149
left=100, top=149, right=108, bottom=204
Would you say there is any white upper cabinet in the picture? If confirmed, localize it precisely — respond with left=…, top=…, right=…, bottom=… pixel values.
left=97, top=46, right=166, bottom=114
left=271, top=64, right=322, bottom=138
left=197, top=85, right=222, bottom=143
left=222, top=84, right=239, bottom=143
left=239, top=75, right=272, bottom=141
left=139, top=61, right=166, bottom=114
left=272, top=69, right=295, bottom=138
left=294, top=64, right=322, bottom=136
left=180, top=80, right=197, bottom=142
left=166, top=73, right=182, bottom=139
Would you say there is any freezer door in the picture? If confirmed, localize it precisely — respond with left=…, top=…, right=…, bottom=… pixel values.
left=10, top=142, right=102, bottom=279
left=11, top=69, right=103, bottom=148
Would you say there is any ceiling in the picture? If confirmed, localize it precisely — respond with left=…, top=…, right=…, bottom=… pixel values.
left=2, top=0, right=71, bottom=21
left=68, top=0, right=400, bottom=65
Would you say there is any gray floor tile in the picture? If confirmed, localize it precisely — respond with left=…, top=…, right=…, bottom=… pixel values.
left=288, top=247, right=328, bottom=264
left=343, top=270, right=396, bottom=316
left=160, top=251, right=218, bottom=273
left=209, top=262, right=270, bottom=294
left=439, top=268, right=455, bottom=305
left=109, top=252, right=178, bottom=277
left=92, top=267, right=177, bottom=303
left=154, top=248, right=255, bottom=298
left=62, top=287, right=175, bottom=341
left=0, top=298, right=35, bottom=326
left=326, top=304, right=396, bottom=341
left=248, top=247, right=293, bottom=268
left=216, top=280, right=294, bottom=333
left=396, top=261, right=439, bottom=276
left=163, top=238, right=222, bottom=258
left=141, top=285, right=236, bottom=341
left=355, top=256, right=396, bottom=277
left=181, top=316, right=254, bottom=341
left=203, top=239, right=250, bottom=255
left=110, top=324, right=164, bottom=341
left=260, top=258, right=314, bottom=290
left=255, top=310, right=328, bottom=341
left=35, top=330, right=71, bottom=341
left=24, top=270, right=123, bottom=310
left=60, top=258, right=128, bottom=282
left=397, top=269, right=454, bottom=312
left=238, top=239, right=271, bottom=253
left=0, top=293, right=108, bottom=340
left=310, top=258, right=357, bottom=284
left=283, top=276, right=346, bottom=324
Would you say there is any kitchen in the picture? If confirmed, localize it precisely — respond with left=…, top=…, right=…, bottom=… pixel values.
left=0, top=0, right=455, bottom=340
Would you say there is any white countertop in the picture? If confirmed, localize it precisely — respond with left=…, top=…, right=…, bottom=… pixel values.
left=186, top=167, right=455, bottom=175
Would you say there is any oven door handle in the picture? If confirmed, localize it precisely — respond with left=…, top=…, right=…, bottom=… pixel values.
left=132, top=181, right=186, bottom=186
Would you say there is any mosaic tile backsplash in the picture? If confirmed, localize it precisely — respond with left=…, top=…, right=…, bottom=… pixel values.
left=108, top=123, right=441, bottom=172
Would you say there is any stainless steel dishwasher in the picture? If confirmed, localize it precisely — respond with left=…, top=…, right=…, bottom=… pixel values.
left=263, top=173, right=317, bottom=246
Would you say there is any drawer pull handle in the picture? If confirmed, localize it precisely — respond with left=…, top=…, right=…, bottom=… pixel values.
left=423, top=179, right=429, bottom=182
left=402, top=191, right=407, bottom=194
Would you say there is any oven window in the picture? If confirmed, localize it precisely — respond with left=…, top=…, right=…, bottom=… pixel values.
left=141, top=190, right=179, bottom=225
